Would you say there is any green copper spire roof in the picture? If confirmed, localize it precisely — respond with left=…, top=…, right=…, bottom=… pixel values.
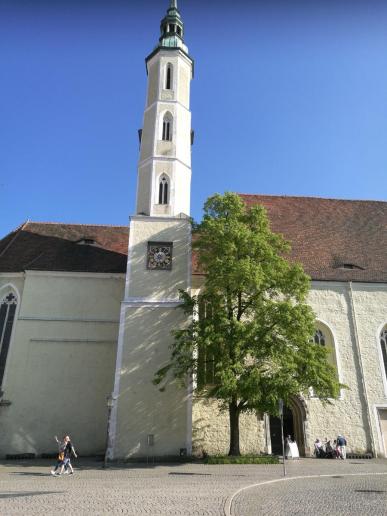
left=158, top=0, right=188, bottom=53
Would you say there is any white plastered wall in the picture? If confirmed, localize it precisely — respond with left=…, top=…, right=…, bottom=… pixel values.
left=125, top=217, right=191, bottom=300
left=0, top=271, right=124, bottom=457
left=137, top=49, right=192, bottom=218
left=111, top=216, right=192, bottom=458
left=111, top=303, right=190, bottom=458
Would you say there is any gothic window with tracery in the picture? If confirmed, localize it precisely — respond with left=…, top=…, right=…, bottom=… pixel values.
left=158, top=175, right=169, bottom=205
left=162, top=113, right=173, bottom=141
left=0, top=292, right=17, bottom=388
left=312, top=324, right=339, bottom=390
left=308, top=325, right=339, bottom=398
left=380, top=327, right=387, bottom=380
left=165, top=64, right=173, bottom=90
left=314, top=329, right=326, bottom=346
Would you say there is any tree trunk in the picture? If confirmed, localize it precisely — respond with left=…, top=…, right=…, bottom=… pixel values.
left=228, top=400, right=241, bottom=456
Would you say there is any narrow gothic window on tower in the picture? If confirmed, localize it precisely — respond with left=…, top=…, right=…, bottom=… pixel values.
left=0, top=292, right=17, bottom=388
left=165, top=64, right=173, bottom=90
left=162, top=113, right=173, bottom=141
left=158, top=175, right=169, bottom=205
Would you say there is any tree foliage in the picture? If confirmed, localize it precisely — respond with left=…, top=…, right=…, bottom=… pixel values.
left=154, top=193, right=342, bottom=455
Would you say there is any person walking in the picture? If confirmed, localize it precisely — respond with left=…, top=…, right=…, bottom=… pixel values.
left=60, top=436, right=77, bottom=475
left=337, top=434, right=347, bottom=459
left=51, top=435, right=66, bottom=476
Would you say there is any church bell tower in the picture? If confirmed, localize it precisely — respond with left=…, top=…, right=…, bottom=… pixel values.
left=109, top=1, right=194, bottom=459
left=136, top=0, right=193, bottom=217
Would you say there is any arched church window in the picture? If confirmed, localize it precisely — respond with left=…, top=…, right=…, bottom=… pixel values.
left=312, top=323, right=340, bottom=388
left=165, top=64, right=173, bottom=90
left=0, top=292, right=17, bottom=388
left=162, top=113, right=173, bottom=141
left=158, top=175, right=169, bottom=205
left=380, top=327, right=387, bottom=380
left=314, top=329, right=326, bottom=346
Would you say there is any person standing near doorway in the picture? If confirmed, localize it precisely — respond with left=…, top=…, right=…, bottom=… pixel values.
left=337, top=434, right=347, bottom=459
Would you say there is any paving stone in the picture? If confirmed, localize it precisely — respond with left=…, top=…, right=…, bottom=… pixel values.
left=0, top=458, right=385, bottom=515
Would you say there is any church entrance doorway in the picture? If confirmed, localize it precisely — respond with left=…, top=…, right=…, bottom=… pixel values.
left=269, top=406, right=294, bottom=455
left=268, top=397, right=307, bottom=456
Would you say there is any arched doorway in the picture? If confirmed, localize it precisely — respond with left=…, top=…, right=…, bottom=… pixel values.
left=268, top=397, right=307, bottom=456
left=269, top=406, right=294, bottom=455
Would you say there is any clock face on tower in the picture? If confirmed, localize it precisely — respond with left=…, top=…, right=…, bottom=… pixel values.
left=147, top=242, right=173, bottom=270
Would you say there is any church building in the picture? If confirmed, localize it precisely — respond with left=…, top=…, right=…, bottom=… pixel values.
left=1, top=1, right=387, bottom=459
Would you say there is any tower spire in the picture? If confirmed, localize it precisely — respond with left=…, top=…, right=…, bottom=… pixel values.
left=158, top=0, right=187, bottom=52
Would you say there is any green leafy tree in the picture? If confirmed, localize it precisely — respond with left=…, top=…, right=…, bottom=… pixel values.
left=155, top=193, right=342, bottom=456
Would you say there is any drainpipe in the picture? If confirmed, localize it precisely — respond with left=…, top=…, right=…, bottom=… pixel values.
left=348, top=282, right=376, bottom=456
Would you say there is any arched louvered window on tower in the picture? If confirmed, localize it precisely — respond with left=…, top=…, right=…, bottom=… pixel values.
left=158, top=175, right=169, bottom=205
left=165, top=63, right=173, bottom=90
left=0, top=292, right=17, bottom=388
left=380, top=327, right=387, bottom=382
left=162, top=113, right=173, bottom=141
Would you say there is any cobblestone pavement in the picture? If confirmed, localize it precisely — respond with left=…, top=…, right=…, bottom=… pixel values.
left=231, top=472, right=387, bottom=516
left=0, top=459, right=386, bottom=515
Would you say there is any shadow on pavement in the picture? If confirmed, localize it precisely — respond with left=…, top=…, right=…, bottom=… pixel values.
left=11, top=472, right=48, bottom=476
left=0, top=459, right=202, bottom=471
left=168, top=472, right=212, bottom=476
left=354, top=489, right=385, bottom=494
left=0, top=491, right=63, bottom=499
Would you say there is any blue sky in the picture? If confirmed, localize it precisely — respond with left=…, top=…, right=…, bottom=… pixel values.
left=1, top=0, right=387, bottom=237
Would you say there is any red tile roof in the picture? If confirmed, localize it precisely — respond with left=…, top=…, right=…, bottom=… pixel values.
left=238, top=194, right=387, bottom=283
left=0, top=222, right=128, bottom=273
left=1, top=195, right=386, bottom=282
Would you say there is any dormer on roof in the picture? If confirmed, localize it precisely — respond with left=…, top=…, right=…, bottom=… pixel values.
left=76, top=238, right=100, bottom=247
left=339, top=263, right=365, bottom=271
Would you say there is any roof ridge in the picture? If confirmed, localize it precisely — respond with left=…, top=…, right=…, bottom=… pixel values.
left=26, top=221, right=129, bottom=229
left=238, top=193, right=387, bottom=204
